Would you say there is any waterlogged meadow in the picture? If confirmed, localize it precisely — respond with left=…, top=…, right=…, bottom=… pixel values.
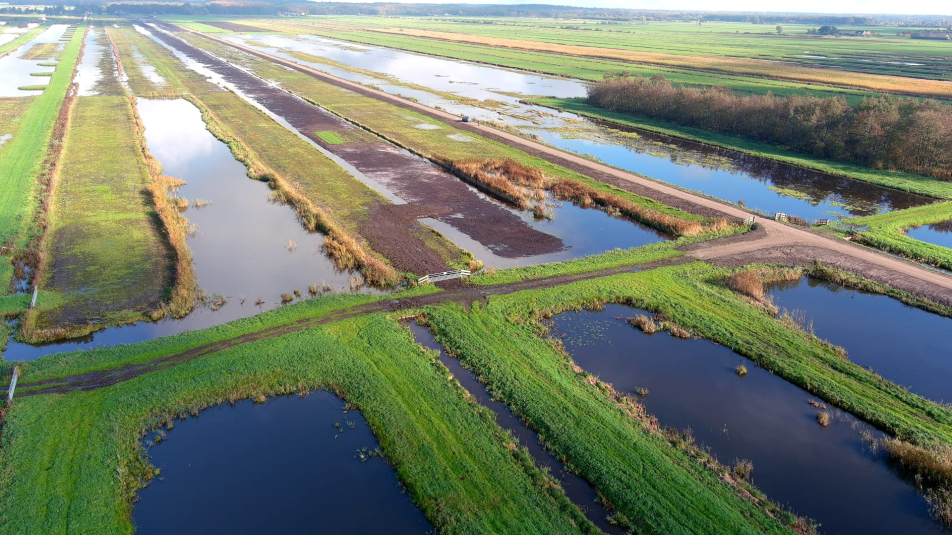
left=214, top=29, right=934, bottom=222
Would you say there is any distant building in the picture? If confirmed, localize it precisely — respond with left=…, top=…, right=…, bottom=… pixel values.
left=911, top=30, right=951, bottom=40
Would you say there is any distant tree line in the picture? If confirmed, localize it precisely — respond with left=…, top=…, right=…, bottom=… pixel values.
left=588, top=74, right=952, bottom=179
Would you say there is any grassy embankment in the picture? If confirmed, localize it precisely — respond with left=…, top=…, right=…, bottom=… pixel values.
left=0, top=310, right=596, bottom=534
left=179, top=32, right=723, bottom=238
left=533, top=98, right=952, bottom=200
left=236, top=17, right=918, bottom=102
left=842, top=202, right=952, bottom=271
left=0, top=23, right=83, bottom=298
left=118, top=25, right=469, bottom=284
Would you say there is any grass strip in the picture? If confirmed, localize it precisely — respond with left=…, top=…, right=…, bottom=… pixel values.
left=534, top=98, right=952, bottom=200
left=22, top=93, right=173, bottom=342
left=844, top=201, right=952, bottom=271
left=0, top=313, right=591, bottom=534
left=0, top=22, right=84, bottom=290
left=0, top=24, right=46, bottom=58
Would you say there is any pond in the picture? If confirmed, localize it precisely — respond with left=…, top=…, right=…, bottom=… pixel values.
left=134, top=391, right=432, bottom=534
left=769, top=276, right=952, bottom=404
left=907, top=220, right=952, bottom=250
left=221, top=32, right=932, bottom=222
left=551, top=303, right=943, bottom=535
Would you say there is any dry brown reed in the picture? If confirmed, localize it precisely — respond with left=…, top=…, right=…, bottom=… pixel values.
left=627, top=315, right=656, bottom=334
left=874, top=438, right=952, bottom=526
left=816, top=411, right=830, bottom=427
left=727, top=270, right=765, bottom=300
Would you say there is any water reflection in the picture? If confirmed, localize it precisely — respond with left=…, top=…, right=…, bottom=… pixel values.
left=0, top=24, right=68, bottom=96
left=2, top=98, right=364, bottom=361
left=223, top=32, right=933, bottom=221
left=134, top=392, right=432, bottom=534
left=908, top=220, right=952, bottom=250
left=552, top=304, right=943, bottom=535
left=769, top=277, right=952, bottom=403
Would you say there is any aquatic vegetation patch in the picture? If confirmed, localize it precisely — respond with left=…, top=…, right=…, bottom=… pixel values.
left=315, top=130, right=345, bottom=144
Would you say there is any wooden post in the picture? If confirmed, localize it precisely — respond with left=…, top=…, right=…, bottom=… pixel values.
left=7, top=366, right=19, bottom=403
left=30, top=286, right=38, bottom=309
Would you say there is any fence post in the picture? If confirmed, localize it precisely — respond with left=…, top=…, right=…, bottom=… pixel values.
left=30, top=286, right=38, bottom=309
left=7, top=366, right=19, bottom=403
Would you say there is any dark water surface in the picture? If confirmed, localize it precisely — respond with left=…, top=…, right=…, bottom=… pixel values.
left=134, top=392, right=432, bottom=534
left=222, top=32, right=933, bottom=221
left=552, top=304, right=943, bottom=535
left=408, top=322, right=624, bottom=534
left=908, top=220, right=952, bottom=250
left=769, top=277, right=952, bottom=404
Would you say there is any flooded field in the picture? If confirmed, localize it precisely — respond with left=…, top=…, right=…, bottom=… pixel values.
left=2, top=96, right=361, bottom=361
left=769, top=277, right=952, bottom=403
left=221, top=32, right=932, bottom=221
left=551, top=303, right=944, bottom=535
left=143, top=24, right=669, bottom=269
left=134, top=392, right=432, bottom=534
left=908, top=220, right=952, bottom=250
left=409, top=323, right=624, bottom=534
left=0, top=24, right=68, bottom=96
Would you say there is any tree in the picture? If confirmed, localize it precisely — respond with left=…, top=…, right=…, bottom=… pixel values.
left=817, top=25, right=839, bottom=36
left=776, top=25, right=783, bottom=34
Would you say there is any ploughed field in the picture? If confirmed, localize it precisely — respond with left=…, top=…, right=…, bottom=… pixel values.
left=1, top=15, right=952, bottom=535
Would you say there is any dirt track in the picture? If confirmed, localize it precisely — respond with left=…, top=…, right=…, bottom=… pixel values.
left=184, top=28, right=952, bottom=306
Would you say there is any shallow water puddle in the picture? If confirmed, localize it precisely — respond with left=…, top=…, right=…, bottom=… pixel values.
left=134, top=392, right=432, bottom=534
left=907, top=220, right=952, bottom=250
left=223, top=32, right=933, bottom=221
left=408, top=323, right=625, bottom=534
left=0, top=24, right=68, bottom=96
left=769, top=277, right=952, bottom=403
left=552, top=303, right=943, bottom=535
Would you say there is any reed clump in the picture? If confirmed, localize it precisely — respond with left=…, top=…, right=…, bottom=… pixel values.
left=816, top=411, right=830, bottom=427
left=727, top=270, right=765, bottom=300
left=873, top=438, right=952, bottom=526
left=627, top=315, right=656, bottom=334
left=448, top=158, right=546, bottom=210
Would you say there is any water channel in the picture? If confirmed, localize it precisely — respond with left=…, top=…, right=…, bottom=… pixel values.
left=908, top=220, right=952, bottom=250
left=0, top=23, right=67, bottom=96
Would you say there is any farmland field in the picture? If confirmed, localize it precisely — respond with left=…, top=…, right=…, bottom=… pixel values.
left=2, top=11, right=952, bottom=535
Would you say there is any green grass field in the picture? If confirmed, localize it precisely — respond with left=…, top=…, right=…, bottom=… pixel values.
left=7, top=254, right=952, bottom=533
left=843, top=202, right=952, bottom=270
left=0, top=311, right=597, bottom=534
left=28, top=95, right=173, bottom=339
left=0, top=23, right=84, bottom=291
left=535, top=98, right=952, bottom=200
left=205, top=16, right=952, bottom=101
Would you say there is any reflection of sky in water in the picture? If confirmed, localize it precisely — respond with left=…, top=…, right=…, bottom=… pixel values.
left=74, top=28, right=110, bottom=96
left=223, top=32, right=932, bottom=221
left=0, top=24, right=67, bottom=96
left=907, top=222, right=952, bottom=249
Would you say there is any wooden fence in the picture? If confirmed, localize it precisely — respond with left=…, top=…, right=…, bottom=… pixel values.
left=418, top=269, right=471, bottom=285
